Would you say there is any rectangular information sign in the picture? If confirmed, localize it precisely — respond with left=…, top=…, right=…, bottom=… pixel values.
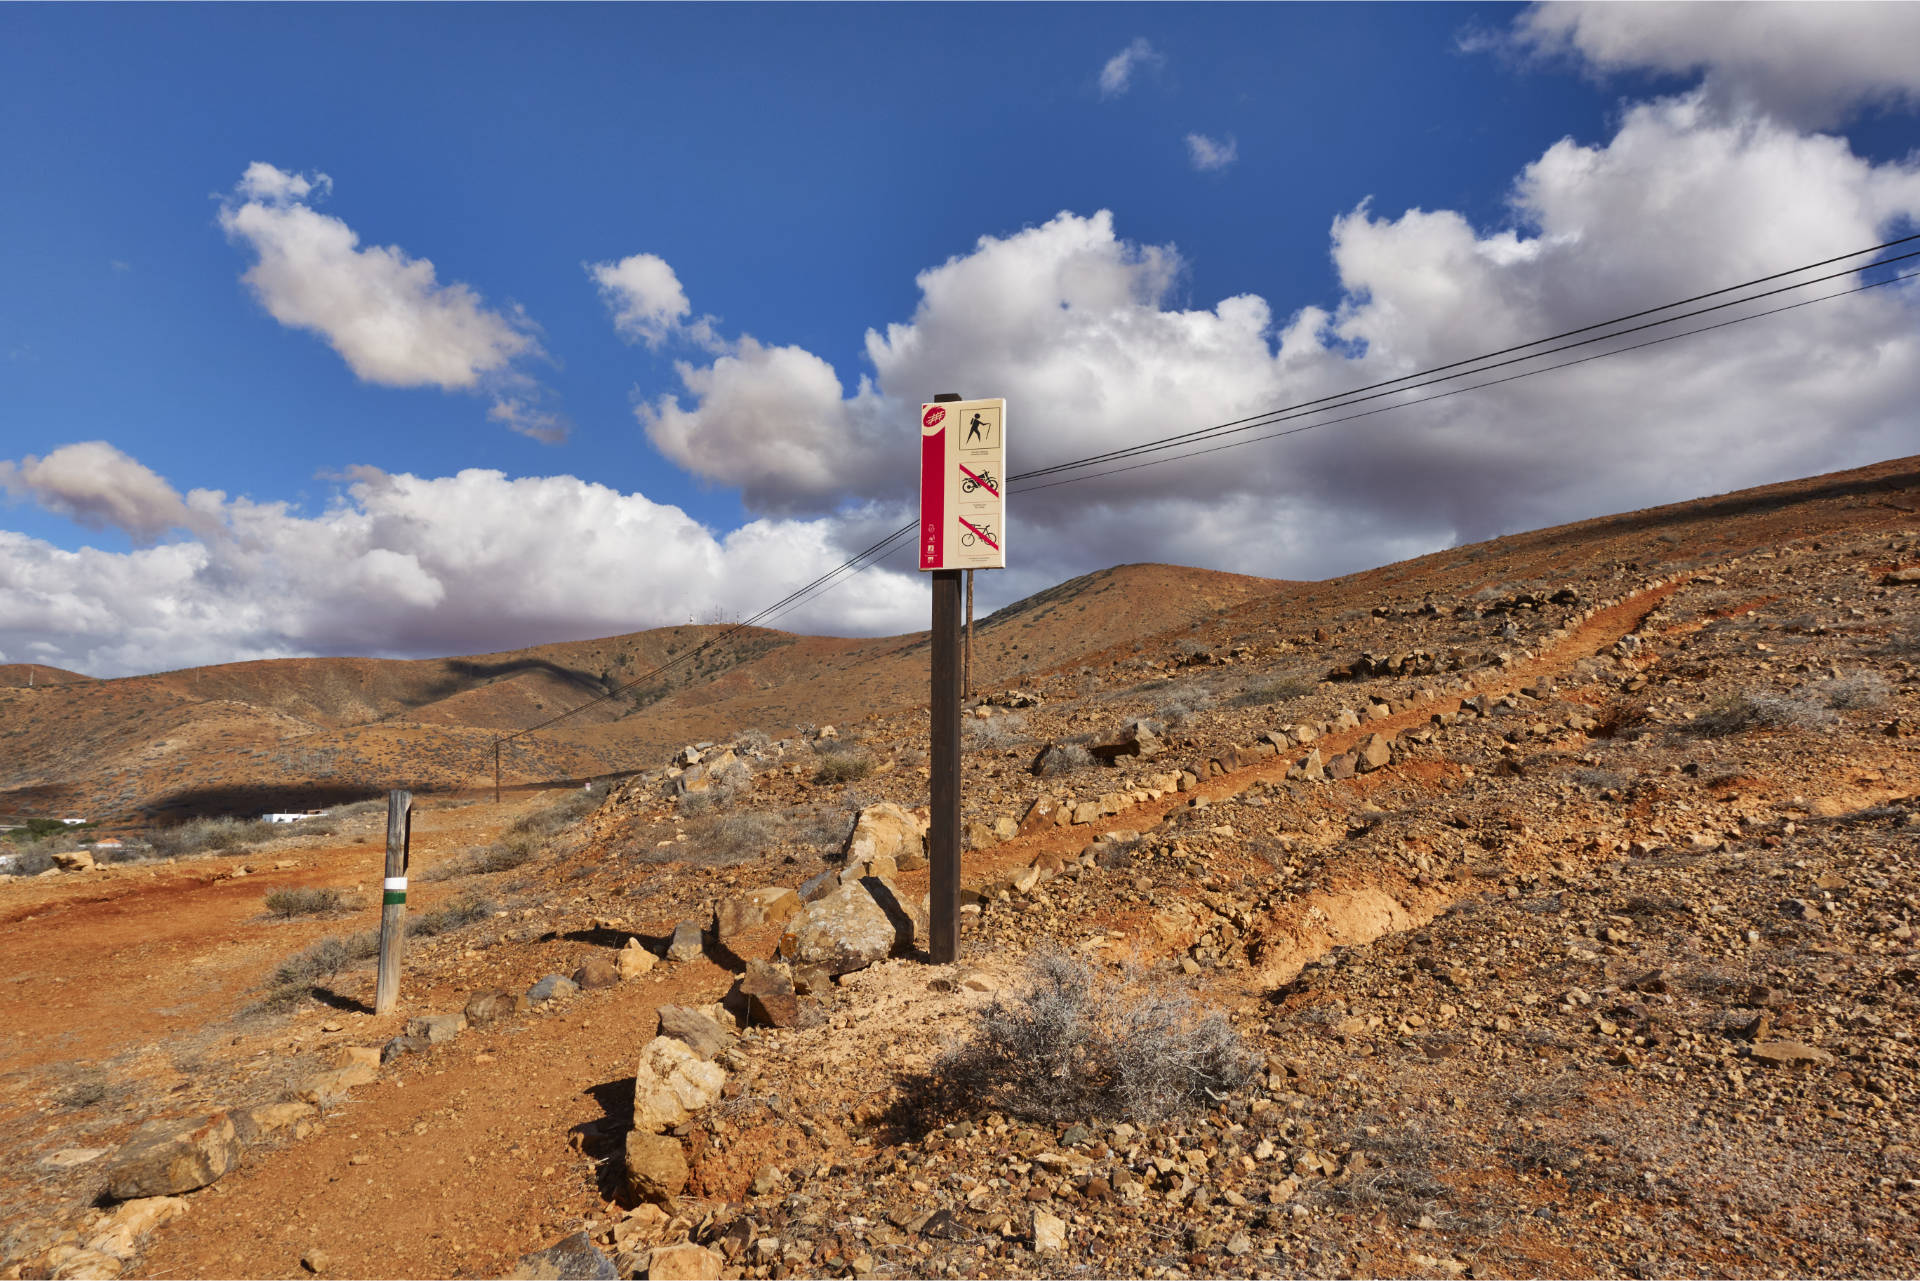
left=919, top=398, right=1006, bottom=571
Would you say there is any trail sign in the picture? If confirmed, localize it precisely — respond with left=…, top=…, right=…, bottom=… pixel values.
left=919, top=398, right=1006, bottom=571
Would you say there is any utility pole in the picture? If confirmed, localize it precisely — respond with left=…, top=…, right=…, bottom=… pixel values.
left=493, top=737, right=502, bottom=805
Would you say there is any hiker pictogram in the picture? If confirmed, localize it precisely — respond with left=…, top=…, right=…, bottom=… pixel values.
left=966, top=412, right=987, bottom=443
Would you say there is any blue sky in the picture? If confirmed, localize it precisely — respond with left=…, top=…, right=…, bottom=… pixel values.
left=3, top=3, right=1918, bottom=675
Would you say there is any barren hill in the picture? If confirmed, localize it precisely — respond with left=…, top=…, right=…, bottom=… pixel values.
left=2, top=454, right=1917, bottom=1280
left=0, top=663, right=91, bottom=687
left=0, top=563, right=1276, bottom=823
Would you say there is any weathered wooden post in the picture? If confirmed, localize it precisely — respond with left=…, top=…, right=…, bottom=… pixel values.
left=493, top=737, right=502, bottom=805
left=374, top=789, right=412, bottom=1015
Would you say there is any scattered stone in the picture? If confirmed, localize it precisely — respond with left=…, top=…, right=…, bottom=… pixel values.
left=643, top=1243, right=722, bottom=1281
left=748, top=1163, right=784, bottom=1196
left=1091, top=720, right=1161, bottom=762
left=405, top=1013, right=465, bottom=1044
left=1750, top=1040, right=1834, bottom=1067
left=380, top=1035, right=429, bottom=1066
left=299, top=1060, right=377, bottom=1105
left=1354, top=732, right=1393, bottom=772
left=527, top=973, right=579, bottom=1005
left=715, top=887, right=801, bottom=939
left=617, top=938, right=658, bottom=980
left=51, top=850, right=95, bottom=873
left=573, top=955, right=620, bottom=990
left=229, top=1101, right=316, bottom=1145
left=300, top=1248, right=331, bottom=1274
left=510, top=1231, right=619, bottom=1280
left=657, top=1004, right=736, bottom=1060
left=632, top=1036, right=726, bottom=1133
left=624, top=1130, right=689, bottom=1203
left=665, top=919, right=706, bottom=964
left=104, top=1113, right=240, bottom=1200
left=465, top=989, right=528, bottom=1025
left=739, top=963, right=800, bottom=1028
left=843, top=801, right=927, bottom=871
left=84, top=1195, right=188, bottom=1262
left=1032, top=1209, right=1067, bottom=1254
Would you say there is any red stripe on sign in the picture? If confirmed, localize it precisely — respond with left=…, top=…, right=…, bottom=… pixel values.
left=920, top=424, right=945, bottom=569
left=958, top=463, right=998, bottom=497
left=957, top=515, right=999, bottom=551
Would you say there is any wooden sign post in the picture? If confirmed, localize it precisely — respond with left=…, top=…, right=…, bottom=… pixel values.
left=919, top=393, right=1007, bottom=965
left=374, top=789, right=412, bottom=1015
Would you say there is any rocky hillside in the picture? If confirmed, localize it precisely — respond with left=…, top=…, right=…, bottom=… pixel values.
left=2, top=454, right=1916, bottom=1280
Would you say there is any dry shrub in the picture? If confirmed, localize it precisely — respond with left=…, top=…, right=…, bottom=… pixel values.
left=1818, top=671, right=1892, bottom=710
left=1227, top=674, right=1314, bottom=709
left=964, top=713, right=1028, bottom=749
left=1691, top=690, right=1833, bottom=736
left=410, top=893, right=494, bottom=937
left=264, top=887, right=346, bottom=918
left=1032, top=742, right=1094, bottom=778
left=680, top=809, right=780, bottom=867
left=935, top=951, right=1253, bottom=1124
left=813, top=749, right=873, bottom=785
left=1589, top=695, right=1651, bottom=739
left=148, top=817, right=281, bottom=857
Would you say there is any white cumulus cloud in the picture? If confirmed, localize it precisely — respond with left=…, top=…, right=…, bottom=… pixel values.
left=1186, top=133, right=1238, bottom=172
left=1099, top=37, right=1161, bottom=99
left=0, top=453, right=924, bottom=676
left=0, top=442, right=211, bottom=544
left=218, top=164, right=563, bottom=441
left=1509, top=1, right=1920, bottom=127
left=625, top=91, right=1920, bottom=605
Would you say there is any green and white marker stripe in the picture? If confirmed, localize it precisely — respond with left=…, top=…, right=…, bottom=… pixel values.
left=382, top=876, right=407, bottom=906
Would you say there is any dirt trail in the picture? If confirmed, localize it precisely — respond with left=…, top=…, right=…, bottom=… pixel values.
left=0, top=808, right=492, bottom=1084
left=133, top=580, right=1682, bottom=1278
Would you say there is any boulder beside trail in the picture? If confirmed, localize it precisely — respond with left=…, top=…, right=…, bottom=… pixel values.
left=104, top=1113, right=240, bottom=1200
left=842, top=802, right=926, bottom=871
left=778, top=877, right=916, bottom=976
left=665, top=919, right=705, bottom=963
left=616, top=938, right=657, bottom=981
left=632, top=1036, right=726, bottom=1134
left=465, top=989, right=527, bottom=1025
left=623, top=1131, right=689, bottom=1204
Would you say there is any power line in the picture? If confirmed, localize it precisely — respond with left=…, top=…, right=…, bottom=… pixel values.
left=1009, top=240, right=1920, bottom=484
left=487, top=233, right=1918, bottom=752
left=1015, top=266, right=1920, bottom=494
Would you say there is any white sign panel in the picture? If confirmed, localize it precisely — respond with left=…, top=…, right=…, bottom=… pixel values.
left=918, top=397, right=1006, bottom=571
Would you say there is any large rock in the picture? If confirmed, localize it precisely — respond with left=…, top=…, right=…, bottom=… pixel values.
left=644, top=1244, right=723, bottom=1280
left=669, top=749, right=737, bottom=796
left=52, top=850, right=96, bottom=872
left=1287, top=748, right=1325, bottom=782
left=715, top=887, right=800, bottom=939
left=656, top=1005, right=735, bottom=1060
left=104, top=1113, right=240, bottom=1200
left=778, top=878, right=912, bottom=976
left=632, top=1036, right=726, bottom=1134
left=665, top=919, right=705, bottom=964
left=623, top=1130, right=688, bottom=1203
left=510, top=1231, right=619, bottom=1280
left=842, top=802, right=926, bottom=870
left=465, top=989, right=528, bottom=1025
